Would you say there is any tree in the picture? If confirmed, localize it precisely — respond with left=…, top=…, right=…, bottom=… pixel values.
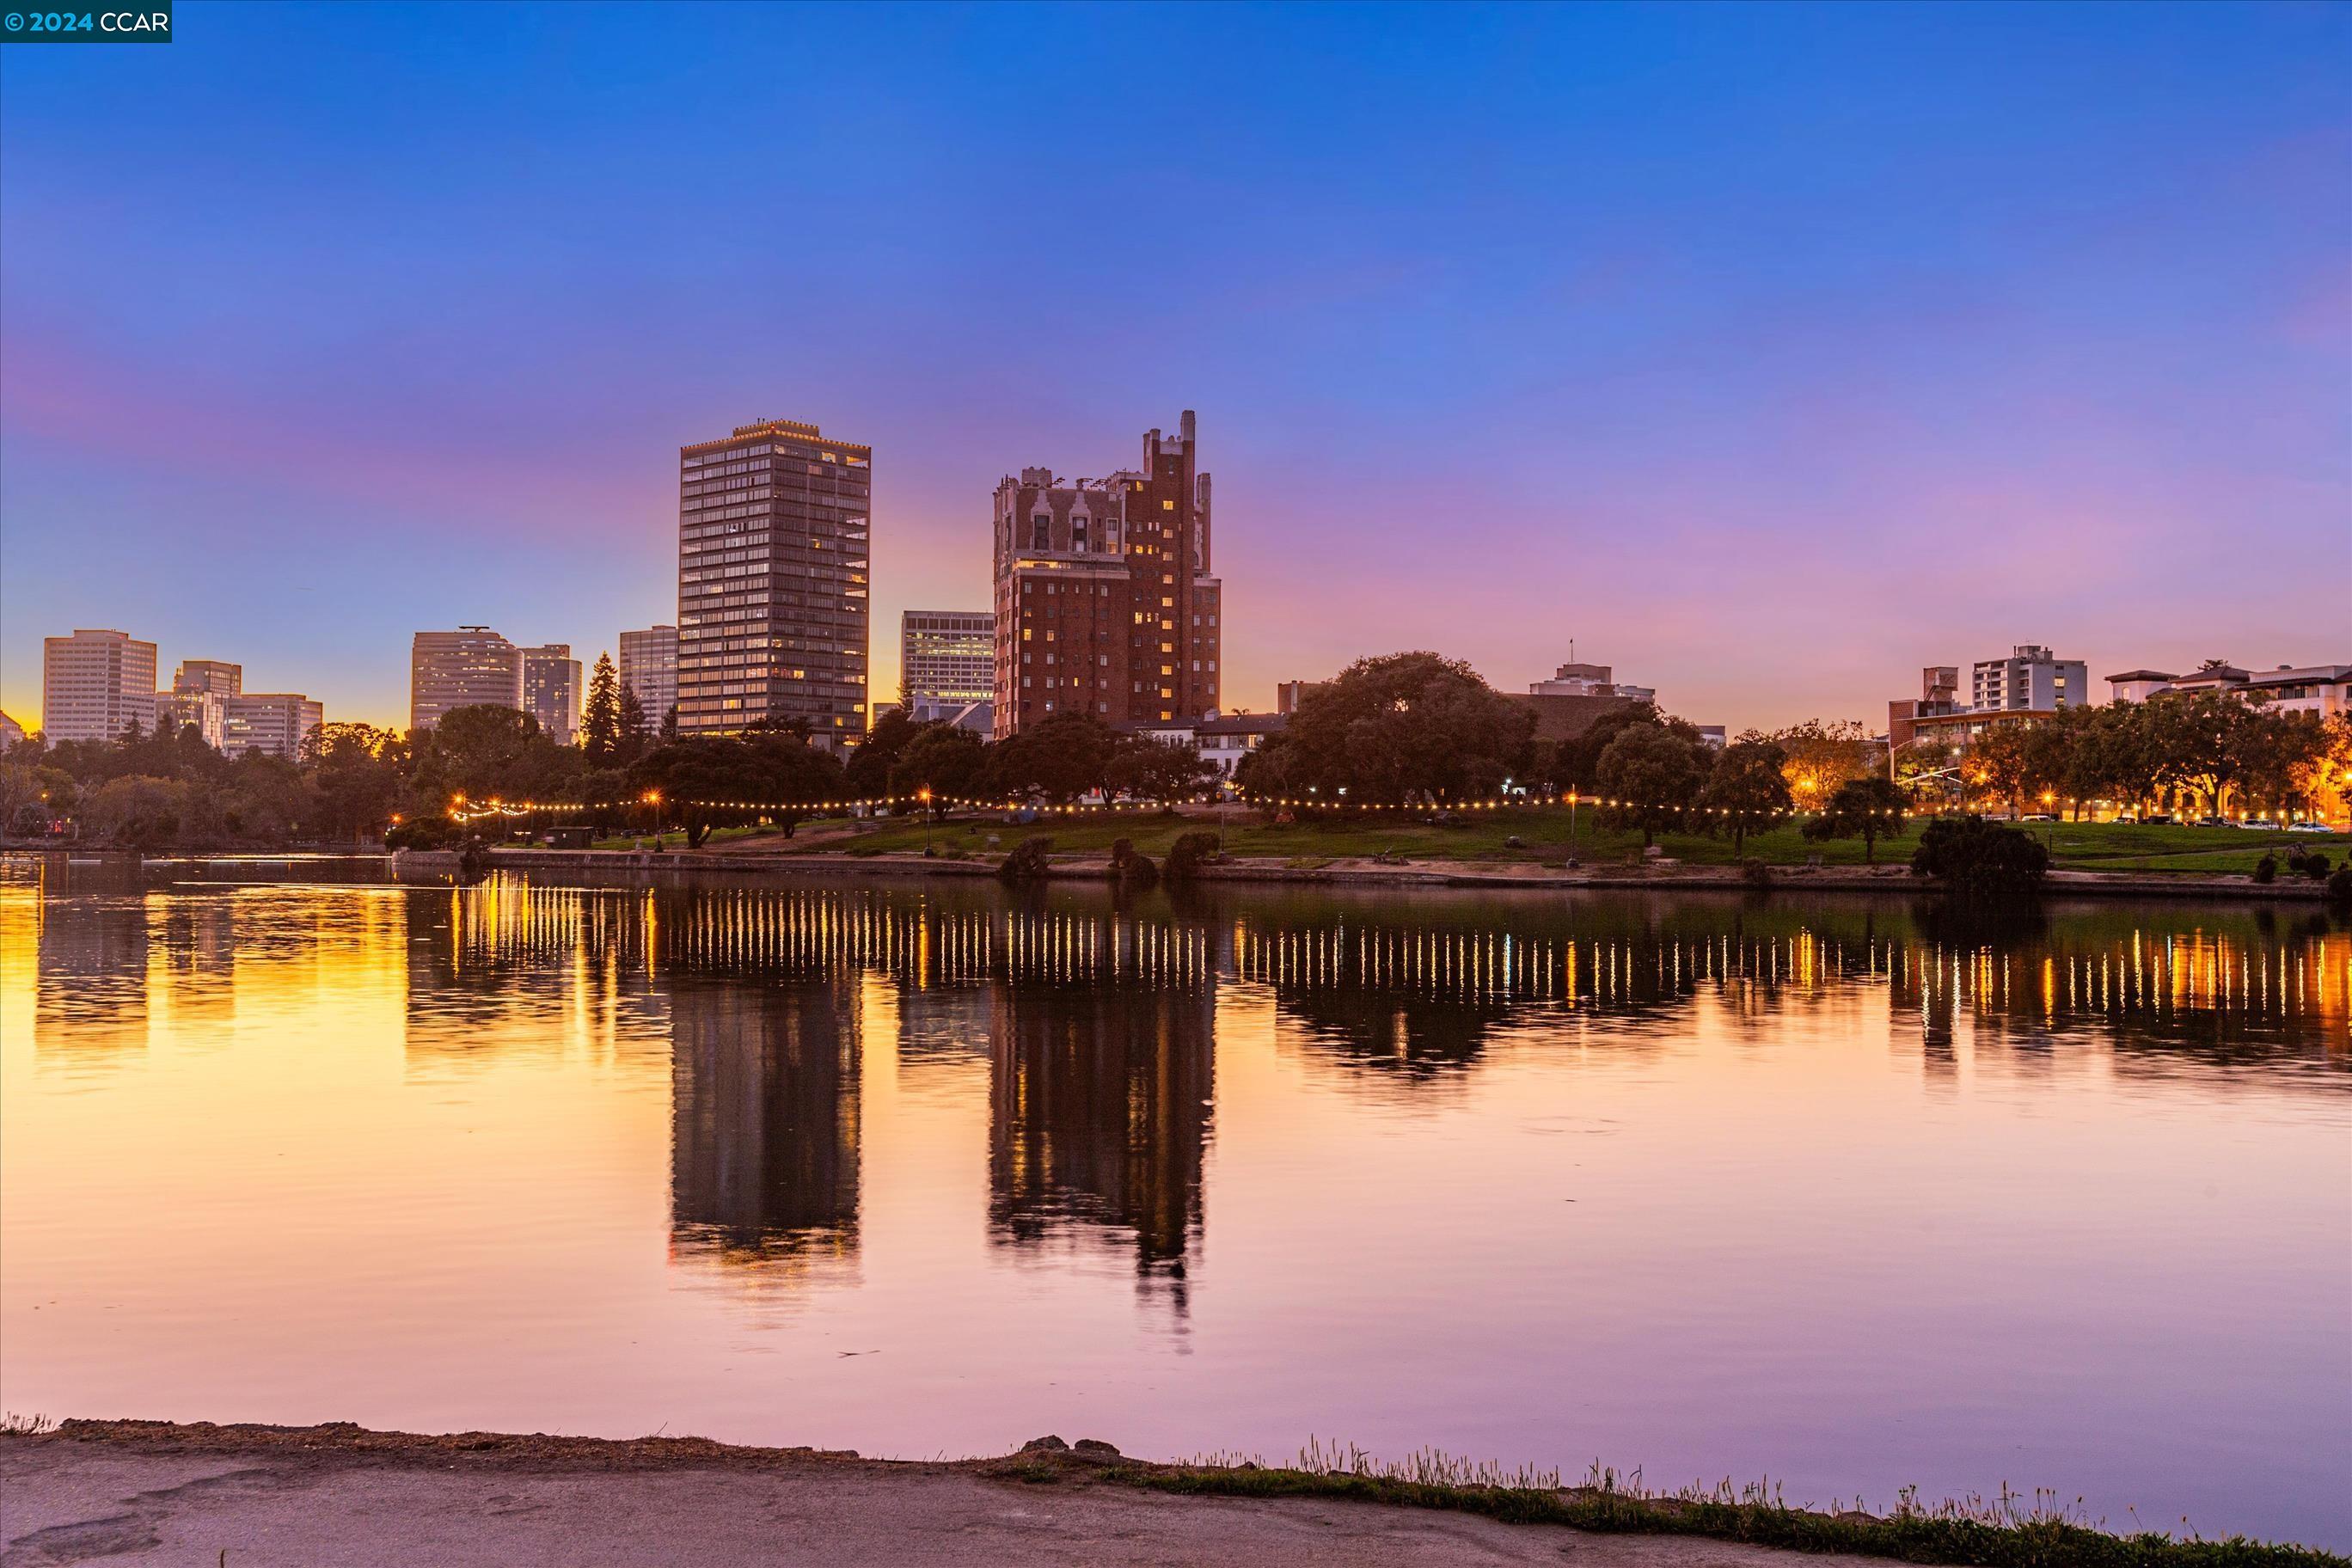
left=1803, top=775, right=1907, bottom=863
left=890, top=726, right=988, bottom=815
left=581, top=653, right=623, bottom=762
left=0, top=763, right=48, bottom=832
left=1270, top=651, right=1535, bottom=805
left=658, top=703, right=680, bottom=744
left=1964, top=722, right=2040, bottom=816
left=625, top=732, right=844, bottom=847
left=2144, top=691, right=2245, bottom=818
left=1701, top=736, right=1793, bottom=853
left=1556, top=701, right=1687, bottom=792
left=1594, top=723, right=1712, bottom=846
left=846, top=706, right=926, bottom=799
left=84, top=775, right=186, bottom=850
left=1911, top=815, right=2049, bottom=897
left=616, top=683, right=650, bottom=763
left=303, top=722, right=407, bottom=842
left=1769, top=720, right=1872, bottom=805
left=1107, top=735, right=1218, bottom=805
left=989, top=711, right=1120, bottom=805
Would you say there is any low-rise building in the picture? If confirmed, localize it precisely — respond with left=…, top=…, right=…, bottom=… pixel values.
left=2107, top=660, right=2351, bottom=719
left=1527, top=661, right=1656, bottom=702
left=1135, top=712, right=1287, bottom=780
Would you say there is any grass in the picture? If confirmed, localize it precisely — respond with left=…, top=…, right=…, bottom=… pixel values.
left=1091, top=1440, right=2347, bottom=1568
left=733, top=807, right=2347, bottom=878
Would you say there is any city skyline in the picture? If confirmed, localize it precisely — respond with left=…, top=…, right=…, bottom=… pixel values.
left=3, top=3, right=2347, bottom=733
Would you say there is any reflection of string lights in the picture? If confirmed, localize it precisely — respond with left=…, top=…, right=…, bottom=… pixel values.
left=433, top=789, right=1917, bottom=820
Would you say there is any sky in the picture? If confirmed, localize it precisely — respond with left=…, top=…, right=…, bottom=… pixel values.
left=2, top=1, right=2346, bottom=734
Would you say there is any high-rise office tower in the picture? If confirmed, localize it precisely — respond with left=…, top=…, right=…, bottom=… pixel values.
left=43, top=628, right=159, bottom=743
left=174, top=659, right=243, bottom=697
left=618, top=625, right=678, bottom=730
left=410, top=628, right=524, bottom=731
left=899, top=610, right=993, bottom=720
left=519, top=643, right=582, bottom=746
left=676, top=419, right=872, bottom=750
left=991, top=411, right=1218, bottom=738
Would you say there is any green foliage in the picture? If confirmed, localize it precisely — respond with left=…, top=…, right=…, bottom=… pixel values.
left=1107, top=735, right=1217, bottom=805
left=997, top=835, right=1055, bottom=882
left=1273, top=651, right=1535, bottom=805
left=989, top=711, right=1120, bottom=805
left=2251, top=853, right=2276, bottom=885
left=846, top=706, right=926, bottom=799
left=626, top=732, right=845, bottom=848
left=2327, top=866, right=2352, bottom=905
left=1595, top=724, right=1712, bottom=846
left=1108, top=836, right=1160, bottom=889
left=385, top=815, right=462, bottom=851
left=1804, top=775, right=1908, bottom=863
left=891, top=724, right=988, bottom=812
left=1701, top=737, right=1793, bottom=852
left=580, top=652, right=624, bottom=762
left=1911, top=815, right=2049, bottom=896
left=616, top=683, right=649, bottom=760
left=1162, top=830, right=1224, bottom=881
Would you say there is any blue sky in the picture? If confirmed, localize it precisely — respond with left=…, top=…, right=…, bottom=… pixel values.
left=3, top=1, right=2345, bottom=731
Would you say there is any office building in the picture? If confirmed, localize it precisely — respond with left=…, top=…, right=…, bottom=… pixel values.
left=900, top=609, right=993, bottom=721
left=410, top=628, right=524, bottom=731
left=0, top=711, right=25, bottom=750
left=155, top=689, right=228, bottom=749
left=1971, top=645, right=2086, bottom=713
left=43, top=629, right=157, bottom=744
left=675, top=418, right=872, bottom=750
left=520, top=643, right=582, bottom=746
left=991, top=410, right=1220, bottom=738
left=223, top=693, right=323, bottom=761
left=174, top=659, right=242, bottom=696
left=619, top=624, right=678, bottom=730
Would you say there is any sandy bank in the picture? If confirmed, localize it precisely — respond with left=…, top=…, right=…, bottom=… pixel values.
left=0, top=1420, right=1887, bottom=1568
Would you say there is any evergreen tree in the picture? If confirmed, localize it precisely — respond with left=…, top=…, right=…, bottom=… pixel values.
left=658, top=703, right=680, bottom=744
left=617, top=682, right=649, bottom=763
left=581, top=652, right=622, bottom=761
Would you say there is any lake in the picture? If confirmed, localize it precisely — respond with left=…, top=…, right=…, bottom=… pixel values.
left=2, top=858, right=2345, bottom=1545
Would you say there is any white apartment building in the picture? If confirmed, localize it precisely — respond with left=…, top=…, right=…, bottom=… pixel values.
left=519, top=644, right=582, bottom=746
left=1971, top=645, right=2087, bottom=712
left=43, top=629, right=158, bottom=744
left=223, top=694, right=324, bottom=760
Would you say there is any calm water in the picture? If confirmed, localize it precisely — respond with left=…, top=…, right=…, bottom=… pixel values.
left=3, top=859, right=2347, bottom=1544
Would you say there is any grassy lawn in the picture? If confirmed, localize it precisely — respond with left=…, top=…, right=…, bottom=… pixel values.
left=547, top=806, right=2352, bottom=877
left=757, top=806, right=2349, bottom=874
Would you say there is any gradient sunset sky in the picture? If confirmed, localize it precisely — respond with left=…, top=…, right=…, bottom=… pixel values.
left=3, top=2, right=2345, bottom=734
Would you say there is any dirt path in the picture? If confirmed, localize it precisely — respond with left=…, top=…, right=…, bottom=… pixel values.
left=0, top=1422, right=1886, bottom=1568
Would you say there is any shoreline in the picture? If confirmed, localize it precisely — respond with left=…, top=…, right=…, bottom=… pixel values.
left=392, top=844, right=2337, bottom=901
left=5, top=1419, right=2339, bottom=1567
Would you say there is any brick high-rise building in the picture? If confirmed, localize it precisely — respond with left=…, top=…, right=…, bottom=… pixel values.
left=676, top=419, right=872, bottom=751
left=991, top=411, right=1219, bottom=738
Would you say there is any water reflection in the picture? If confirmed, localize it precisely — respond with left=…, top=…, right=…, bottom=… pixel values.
left=670, top=977, right=862, bottom=1283
left=4, top=857, right=2348, bottom=1546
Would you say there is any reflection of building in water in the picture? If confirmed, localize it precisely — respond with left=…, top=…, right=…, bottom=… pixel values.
left=1887, top=922, right=2350, bottom=1063
left=670, top=977, right=861, bottom=1284
left=150, top=894, right=238, bottom=1031
left=35, top=892, right=150, bottom=1060
left=988, top=910, right=1215, bottom=1311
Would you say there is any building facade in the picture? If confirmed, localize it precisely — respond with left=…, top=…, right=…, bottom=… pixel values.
left=676, top=419, right=872, bottom=750
left=410, top=628, right=524, bottom=732
left=174, top=659, right=242, bottom=696
left=2107, top=661, right=2352, bottom=719
left=43, top=629, right=158, bottom=744
left=155, top=690, right=228, bottom=749
left=900, top=609, right=993, bottom=720
left=618, top=624, right=678, bottom=730
left=1527, top=661, right=1655, bottom=702
left=1971, top=645, right=2087, bottom=713
left=519, top=644, right=582, bottom=746
left=222, top=694, right=323, bottom=760
left=991, top=411, right=1220, bottom=738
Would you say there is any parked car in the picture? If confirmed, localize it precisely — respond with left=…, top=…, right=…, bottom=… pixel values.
left=2127, top=813, right=2176, bottom=825
left=2192, top=817, right=2228, bottom=828
left=2286, top=821, right=2337, bottom=835
left=2020, top=813, right=2059, bottom=823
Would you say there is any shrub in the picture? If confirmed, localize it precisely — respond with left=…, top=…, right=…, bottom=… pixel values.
left=2327, top=866, right=2352, bottom=906
left=1109, top=836, right=1160, bottom=891
left=2251, top=853, right=2277, bottom=885
left=1740, top=857, right=1772, bottom=887
left=1909, top=815, right=2049, bottom=897
left=386, top=815, right=461, bottom=851
left=997, top=836, right=1054, bottom=883
left=1163, top=830, right=1223, bottom=882
left=2303, top=851, right=2332, bottom=882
